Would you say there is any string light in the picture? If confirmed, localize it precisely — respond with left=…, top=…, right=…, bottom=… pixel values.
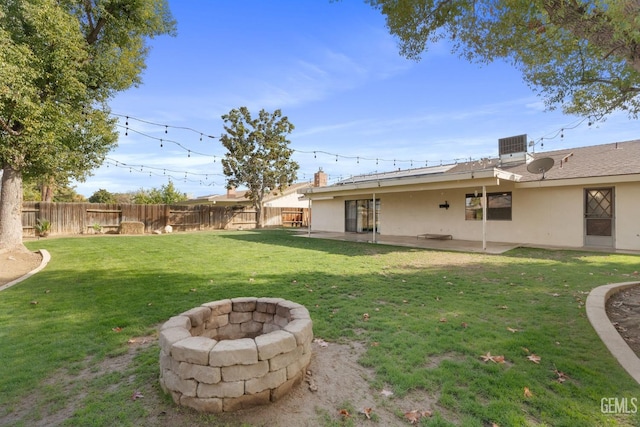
left=107, top=111, right=605, bottom=192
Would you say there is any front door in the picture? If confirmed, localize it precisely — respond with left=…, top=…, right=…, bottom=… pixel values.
left=584, top=188, right=614, bottom=247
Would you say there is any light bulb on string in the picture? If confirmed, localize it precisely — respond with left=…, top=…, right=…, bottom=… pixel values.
left=200, top=133, right=203, bottom=141
left=125, top=116, right=129, bottom=126
left=560, top=129, right=564, bottom=139
left=165, top=125, right=168, bottom=134
left=314, top=151, right=316, bottom=159
left=125, top=127, right=128, bottom=136
left=357, top=156, right=359, bottom=164
left=335, top=155, right=338, bottom=162
left=160, top=139, right=163, bottom=148
left=188, top=150, right=191, bottom=158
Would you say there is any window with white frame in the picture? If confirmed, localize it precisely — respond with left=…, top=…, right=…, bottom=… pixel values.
left=465, top=192, right=512, bottom=221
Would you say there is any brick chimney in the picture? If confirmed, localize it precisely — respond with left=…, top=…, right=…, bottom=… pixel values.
left=314, top=168, right=327, bottom=187
left=227, top=187, right=236, bottom=198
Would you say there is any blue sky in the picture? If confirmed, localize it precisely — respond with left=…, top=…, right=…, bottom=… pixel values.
left=73, top=0, right=639, bottom=198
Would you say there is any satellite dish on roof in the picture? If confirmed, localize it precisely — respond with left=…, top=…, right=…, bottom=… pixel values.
left=526, top=157, right=554, bottom=179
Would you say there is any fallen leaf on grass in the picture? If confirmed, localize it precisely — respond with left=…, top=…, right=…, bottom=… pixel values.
left=439, top=317, right=447, bottom=323
left=313, top=338, right=329, bottom=348
left=30, top=301, right=38, bottom=305
left=404, top=410, right=432, bottom=424
left=362, top=313, right=370, bottom=321
left=554, top=369, right=570, bottom=383
left=360, top=407, right=373, bottom=419
left=339, top=409, right=350, bottom=418
left=527, top=354, right=541, bottom=364
left=492, top=355, right=505, bottom=364
left=507, top=327, right=519, bottom=333
left=380, top=388, right=394, bottom=397
left=524, top=387, right=533, bottom=398
left=480, top=352, right=505, bottom=363
left=112, top=327, right=122, bottom=333
left=131, top=390, right=144, bottom=401
left=461, top=322, right=468, bottom=328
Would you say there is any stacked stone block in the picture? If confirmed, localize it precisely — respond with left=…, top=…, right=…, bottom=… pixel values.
left=159, top=297, right=313, bottom=412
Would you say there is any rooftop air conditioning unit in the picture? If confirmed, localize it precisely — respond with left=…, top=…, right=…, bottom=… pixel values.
left=498, top=134, right=528, bottom=165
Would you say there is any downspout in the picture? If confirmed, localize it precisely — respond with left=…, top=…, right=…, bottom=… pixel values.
left=482, top=185, right=487, bottom=252
left=372, top=193, right=376, bottom=243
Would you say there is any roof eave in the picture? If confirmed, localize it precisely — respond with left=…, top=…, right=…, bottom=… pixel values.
left=303, top=168, right=521, bottom=198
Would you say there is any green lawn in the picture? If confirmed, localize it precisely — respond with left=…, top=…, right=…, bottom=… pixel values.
left=1, top=229, right=639, bottom=426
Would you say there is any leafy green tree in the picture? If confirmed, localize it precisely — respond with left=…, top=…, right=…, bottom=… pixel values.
left=132, top=181, right=188, bottom=205
left=0, top=0, right=175, bottom=251
left=367, top=0, right=640, bottom=118
left=22, top=178, right=85, bottom=202
left=220, top=107, right=299, bottom=228
left=89, top=189, right=116, bottom=204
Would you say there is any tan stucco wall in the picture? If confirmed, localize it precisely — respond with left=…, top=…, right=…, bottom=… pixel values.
left=263, top=192, right=308, bottom=208
left=309, top=181, right=640, bottom=251
left=616, top=182, right=640, bottom=251
left=310, top=199, right=345, bottom=232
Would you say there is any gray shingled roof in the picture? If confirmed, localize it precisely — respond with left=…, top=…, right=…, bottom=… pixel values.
left=339, top=139, right=640, bottom=186
left=499, top=139, right=640, bottom=182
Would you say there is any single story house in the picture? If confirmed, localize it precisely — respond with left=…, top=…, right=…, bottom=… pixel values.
left=187, top=182, right=311, bottom=208
left=301, top=137, right=640, bottom=252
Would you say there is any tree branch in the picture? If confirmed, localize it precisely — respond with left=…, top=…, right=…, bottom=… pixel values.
left=84, top=0, right=107, bottom=45
left=0, top=117, right=22, bottom=136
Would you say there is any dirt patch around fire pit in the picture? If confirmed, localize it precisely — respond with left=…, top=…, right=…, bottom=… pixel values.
left=0, top=249, right=42, bottom=288
left=606, top=284, right=640, bottom=358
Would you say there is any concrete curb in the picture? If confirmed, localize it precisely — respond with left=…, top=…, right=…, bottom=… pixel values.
left=586, top=281, right=640, bottom=384
left=0, top=249, right=51, bottom=292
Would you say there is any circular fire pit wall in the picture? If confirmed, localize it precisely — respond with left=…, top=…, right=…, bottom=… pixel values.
left=159, top=297, right=313, bottom=413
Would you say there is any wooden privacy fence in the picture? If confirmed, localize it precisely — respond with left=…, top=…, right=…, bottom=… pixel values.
left=21, top=202, right=309, bottom=237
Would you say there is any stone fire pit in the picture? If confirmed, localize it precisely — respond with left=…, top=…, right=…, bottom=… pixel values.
left=159, top=297, right=313, bottom=412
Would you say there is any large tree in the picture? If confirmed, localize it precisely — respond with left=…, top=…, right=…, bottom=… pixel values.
left=220, top=107, right=299, bottom=228
left=0, top=0, right=175, bottom=252
left=367, top=0, right=640, bottom=118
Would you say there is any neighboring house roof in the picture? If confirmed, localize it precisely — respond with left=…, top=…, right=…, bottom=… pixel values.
left=303, top=139, right=640, bottom=196
left=188, top=182, right=312, bottom=205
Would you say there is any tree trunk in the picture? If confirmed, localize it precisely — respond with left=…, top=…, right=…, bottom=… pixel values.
left=0, top=165, right=27, bottom=252
left=41, top=178, right=54, bottom=202
left=255, top=203, right=263, bottom=229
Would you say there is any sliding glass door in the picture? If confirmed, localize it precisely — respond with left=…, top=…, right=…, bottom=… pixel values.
left=345, top=199, right=380, bottom=233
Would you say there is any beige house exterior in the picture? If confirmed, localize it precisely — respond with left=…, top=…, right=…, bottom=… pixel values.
left=302, top=138, right=640, bottom=252
left=188, top=182, right=311, bottom=208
